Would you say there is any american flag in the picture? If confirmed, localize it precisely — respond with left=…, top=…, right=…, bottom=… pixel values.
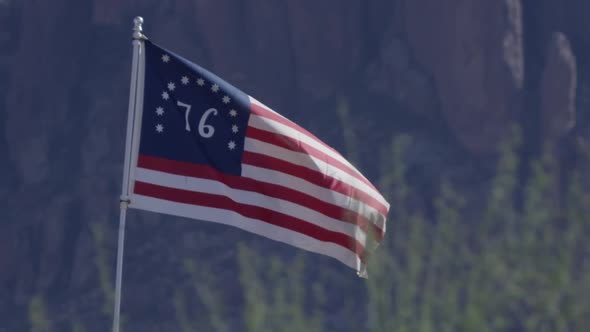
left=128, top=40, right=390, bottom=276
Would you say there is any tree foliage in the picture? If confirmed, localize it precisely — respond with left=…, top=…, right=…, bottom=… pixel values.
left=29, top=126, right=590, bottom=331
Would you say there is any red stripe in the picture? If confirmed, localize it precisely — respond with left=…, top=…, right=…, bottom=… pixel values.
left=250, top=102, right=342, bottom=156
left=134, top=181, right=366, bottom=260
left=246, top=126, right=377, bottom=191
left=242, top=151, right=389, bottom=216
left=136, top=155, right=383, bottom=239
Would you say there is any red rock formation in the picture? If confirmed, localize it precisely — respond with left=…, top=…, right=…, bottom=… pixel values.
left=397, top=0, right=524, bottom=156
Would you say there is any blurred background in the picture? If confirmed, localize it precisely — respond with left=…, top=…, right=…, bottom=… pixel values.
left=0, top=1, right=589, bottom=331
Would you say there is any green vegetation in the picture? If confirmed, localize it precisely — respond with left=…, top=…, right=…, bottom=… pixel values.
left=91, top=223, right=115, bottom=317
left=238, top=245, right=324, bottom=332
left=361, top=128, right=590, bottom=332
left=28, top=126, right=590, bottom=331
left=28, top=295, right=50, bottom=332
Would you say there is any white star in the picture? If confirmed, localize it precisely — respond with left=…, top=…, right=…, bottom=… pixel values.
left=162, top=91, right=169, bottom=100
left=162, top=54, right=170, bottom=63
left=211, top=84, right=220, bottom=93
left=181, top=76, right=189, bottom=85
left=156, top=107, right=164, bottom=116
left=228, top=140, right=236, bottom=150
left=231, top=124, right=239, bottom=133
left=197, top=78, right=205, bottom=86
left=156, top=124, right=164, bottom=133
left=222, top=95, right=231, bottom=104
left=167, top=82, right=176, bottom=91
left=229, top=109, right=237, bottom=117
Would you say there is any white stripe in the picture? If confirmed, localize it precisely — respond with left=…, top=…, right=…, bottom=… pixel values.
left=242, top=164, right=386, bottom=231
left=248, top=114, right=389, bottom=209
left=134, top=167, right=368, bottom=244
left=249, top=96, right=377, bottom=188
left=250, top=96, right=283, bottom=117
left=244, top=137, right=385, bottom=206
left=129, top=194, right=362, bottom=272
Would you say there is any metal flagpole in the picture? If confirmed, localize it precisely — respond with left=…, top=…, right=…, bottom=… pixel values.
left=113, top=16, right=145, bottom=332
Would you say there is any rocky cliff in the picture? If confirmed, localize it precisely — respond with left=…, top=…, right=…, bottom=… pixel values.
left=1, top=0, right=589, bottom=330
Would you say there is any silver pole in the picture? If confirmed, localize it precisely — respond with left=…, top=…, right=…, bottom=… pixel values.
left=113, top=16, right=145, bottom=332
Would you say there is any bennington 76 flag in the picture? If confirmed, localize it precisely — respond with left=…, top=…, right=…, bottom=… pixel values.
left=128, top=40, right=390, bottom=276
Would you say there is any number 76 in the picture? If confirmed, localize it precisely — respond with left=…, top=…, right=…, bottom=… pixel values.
left=177, top=101, right=218, bottom=138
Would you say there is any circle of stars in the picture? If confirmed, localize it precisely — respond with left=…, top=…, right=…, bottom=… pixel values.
left=155, top=52, right=241, bottom=150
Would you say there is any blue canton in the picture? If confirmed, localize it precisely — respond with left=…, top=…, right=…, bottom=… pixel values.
left=140, top=40, right=251, bottom=175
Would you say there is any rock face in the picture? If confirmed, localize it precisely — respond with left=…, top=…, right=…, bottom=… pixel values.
left=0, top=0, right=589, bottom=330
left=540, top=32, right=576, bottom=142
left=396, top=0, right=524, bottom=156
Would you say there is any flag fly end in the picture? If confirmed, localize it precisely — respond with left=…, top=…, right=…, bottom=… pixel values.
left=357, top=264, right=368, bottom=279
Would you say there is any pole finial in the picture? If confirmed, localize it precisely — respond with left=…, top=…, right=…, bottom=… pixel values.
left=132, top=16, right=144, bottom=40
